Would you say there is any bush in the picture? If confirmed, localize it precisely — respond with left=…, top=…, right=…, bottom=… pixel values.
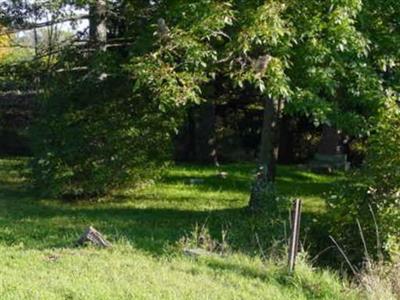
left=30, top=53, right=181, bottom=199
left=328, top=99, right=400, bottom=260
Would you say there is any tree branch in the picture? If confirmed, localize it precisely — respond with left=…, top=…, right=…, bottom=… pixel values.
left=0, top=15, right=89, bottom=36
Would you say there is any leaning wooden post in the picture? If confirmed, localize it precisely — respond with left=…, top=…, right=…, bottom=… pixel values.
left=288, top=198, right=302, bottom=273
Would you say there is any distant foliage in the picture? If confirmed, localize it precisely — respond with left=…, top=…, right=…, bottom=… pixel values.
left=328, top=98, right=400, bottom=259
left=0, top=33, right=10, bottom=59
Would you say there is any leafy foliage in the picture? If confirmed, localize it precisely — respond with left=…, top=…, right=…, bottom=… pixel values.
left=328, top=98, right=400, bottom=260
left=30, top=50, right=181, bottom=198
left=284, top=0, right=385, bottom=133
left=3, top=0, right=397, bottom=202
left=0, top=28, right=11, bottom=59
left=27, top=0, right=236, bottom=198
left=128, top=0, right=234, bottom=108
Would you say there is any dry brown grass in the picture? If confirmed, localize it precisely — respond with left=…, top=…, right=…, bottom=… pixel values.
left=358, top=260, right=400, bottom=300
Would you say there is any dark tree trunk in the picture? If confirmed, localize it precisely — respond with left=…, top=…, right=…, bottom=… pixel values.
left=317, top=125, right=342, bottom=155
left=278, top=115, right=295, bottom=164
left=190, top=83, right=218, bottom=164
left=308, top=124, right=349, bottom=172
left=89, top=0, right=107, bottom=50
left=259, top=97, right=280, bottom=181
left=193, top=99, right=217, bottom=164
left=173, top=98, right=217, bottom=164
left=248, top=96, right=282, bottom=211
left=173, top=108, right=196, bottom=162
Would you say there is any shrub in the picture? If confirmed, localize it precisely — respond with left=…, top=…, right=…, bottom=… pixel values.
left=30, top=53, right=181, bottom=199
left=328, top=99, right=400, bottom=261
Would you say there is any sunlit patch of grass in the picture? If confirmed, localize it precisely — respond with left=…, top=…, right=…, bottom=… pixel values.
left=0, top=244, right=358, bottom=300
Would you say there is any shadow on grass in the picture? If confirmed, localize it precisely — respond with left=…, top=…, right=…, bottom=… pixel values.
left=0, top=160, right=337, bottom=262
left=162, top=163, right=342, bottom=200
left=0, top=188, right=324, bottom=259
left=0, top=184, right=247, bottom=253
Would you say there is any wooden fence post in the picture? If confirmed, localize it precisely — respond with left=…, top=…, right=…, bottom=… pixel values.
left=288, top=198, right=302, bottom=273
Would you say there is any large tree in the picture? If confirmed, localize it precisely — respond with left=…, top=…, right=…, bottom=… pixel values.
left=117, top=0, right=387, bottom=209
left=1, top=0, right=393, bottom=201
left=225, top=0, right=385, bottom=210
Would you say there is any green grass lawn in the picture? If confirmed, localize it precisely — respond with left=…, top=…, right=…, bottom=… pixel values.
left=0, top=158, right=357, bottom=299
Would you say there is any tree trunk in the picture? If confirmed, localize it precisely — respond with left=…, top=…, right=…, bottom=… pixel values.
left=317, top=125, right=342, bottom=155
left=89, top=0, right=107, bottom=50
left=259, top=96, right=280, bottom=181
left=191, top=83, right=218, bottom=164
left=248, top=96, right=282, bottom=211
left=173, top=99, right=217, bottom=164
left=278, top=115, right=295, bottom=164
left=193, top=99, right=216, bottom=164
left=309, top=125, right=349, bottom=172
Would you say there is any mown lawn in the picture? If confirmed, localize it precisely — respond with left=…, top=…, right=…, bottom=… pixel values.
left=0, top=158, right=356, bottom=299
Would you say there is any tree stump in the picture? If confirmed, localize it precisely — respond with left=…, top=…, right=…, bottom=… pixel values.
left=76, top=226, right=112, bottom=248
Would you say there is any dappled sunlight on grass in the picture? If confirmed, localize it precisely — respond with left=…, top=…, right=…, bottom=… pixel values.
left=0, top=158, right=359, bottom=299
left=0, top=159, right=341, bottom=251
